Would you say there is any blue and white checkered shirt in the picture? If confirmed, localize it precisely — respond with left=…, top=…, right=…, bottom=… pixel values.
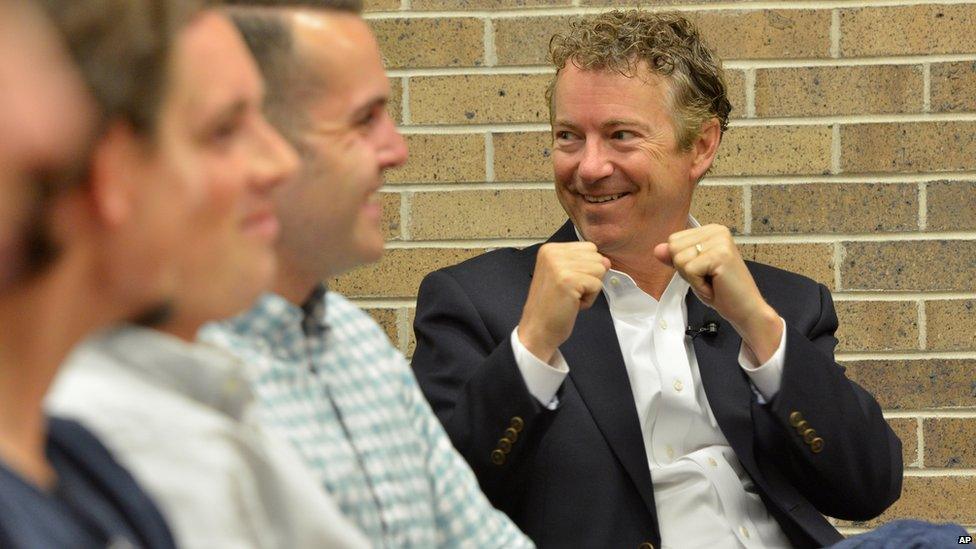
left=201, top=287, right=533, bottom=549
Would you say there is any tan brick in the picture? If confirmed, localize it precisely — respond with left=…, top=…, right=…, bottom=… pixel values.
left=834, top=301, right=919, bottom=353
left=332, top=248, right=486, bottom=298
left=924, top=418, right=976, bottom=468
left=493, top=16, right=570, bottom=67
left=388, top=78, right=403, bottom=124
left=724, top=70, right=747, bottom=120
left=751, top=183, right=918, bottom=234
left=410, top=74, right=550, bottom=125
left=841, top=241, right=976, bottom=291
left=738, top=243, right=834, bottom=288
left=838, top=477, right=976, bottom=527
left=927, top=181, right=976, bottom=231
left=693, top=10, right=831, bottom=60
left=493, top=131, right=553, bottom=182
left=494, top=11, right=829, bottom=66
left=840, top=5, right=976, bottom=57
left=885, top=418, right=919, bottom=468
left=712, top=126, right=832, bottom=177
left=414, top=0, right=571, bottom=9
left=841, top=122, right=976, bottom=173
left=370, top=18, right=483, bottom=69
left=364, top=0, right=399, bottom=11
left=755, top=66, right=923, bottom=117
left=386, top=134, right=485, bottom=184
left=380, top=192, right=401, bottom=241
left=844, top=359, right=976, bottom=410
left=365, top=308, right=399, bottom=346
left=931, top=61, right=976, bottom=113
left=692, top=186, right=744, bottom=234
left=410, top=190, right=565, bottom=240
left=926, top=300, right=976, bottom=352
left=581, top=0, right=759, bottom=4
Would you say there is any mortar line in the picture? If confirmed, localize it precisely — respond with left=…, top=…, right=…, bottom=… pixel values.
left=742, top=185, right=753, bottom=234
left=484, top=133, right=495, bottom=183
left=383, top=176, right=976, bottom=190
left=400, top=77, right=411, bottom=125
left=834, top=242, right=844, bottom=291
left=916, top=417, right=925, bottom=468
left=364, top=0, right=976, bottom=19
left=401, top=191, right=413, bottom=240
left=831, top=124, right=842, bottom=174
left=384, top=54, right=976, bottom=75
left=919, top=181, right=928, bottom=231
left=830, top=9, right=841, bottom=58
left=918, top=299, right=928, bottom=351
left=483, top=18, right=497, bottom=67
left=745, top=69, right=757, bottom=118
left=923, top=63, right=932, bottom=113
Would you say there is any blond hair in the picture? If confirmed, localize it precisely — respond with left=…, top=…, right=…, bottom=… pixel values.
left=547, top=10, right=731, bottom=149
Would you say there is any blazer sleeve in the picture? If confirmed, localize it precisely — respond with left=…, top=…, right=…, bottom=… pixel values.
left=412, top=268, right=550, bottom=504
left=753, top=283, right=903, bottom=521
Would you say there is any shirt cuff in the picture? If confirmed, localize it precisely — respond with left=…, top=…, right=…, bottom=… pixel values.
left=510, top=327, right=568, bottom=410
left=738, top=317, right=787, bottom=401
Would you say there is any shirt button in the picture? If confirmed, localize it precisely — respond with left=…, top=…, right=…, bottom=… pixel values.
left=708, top=457, right=718, bottom=468
left=666, top=445, right=675, bottom=460
left=610, top=277, right=620, bottom=286
left=673, top=378, right=684, bottom=392
left=740, top=526, right=750, bottom=539
left=659, top=319, right=668, bottom=330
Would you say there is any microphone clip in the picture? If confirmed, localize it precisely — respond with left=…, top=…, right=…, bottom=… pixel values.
left=685, top=321, right=720, bottom=339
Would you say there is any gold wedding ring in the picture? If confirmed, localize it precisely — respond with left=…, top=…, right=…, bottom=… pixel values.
left=694, top=243, right=704, bottom=255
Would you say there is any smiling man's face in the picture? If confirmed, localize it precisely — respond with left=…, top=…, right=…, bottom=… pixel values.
left=551, top=62, right=698, bottom=257
left=273, top=11, right=407, bottom=280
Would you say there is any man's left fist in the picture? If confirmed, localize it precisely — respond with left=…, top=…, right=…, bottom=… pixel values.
left=652, top=224, right=783, bottom=363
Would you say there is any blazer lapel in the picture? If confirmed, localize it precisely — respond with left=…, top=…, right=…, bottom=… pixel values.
left=540, top=220, right=657, bottom=518
left=686, top=294, right=758, bottom=472
left=561, top=292, right=659, bottom=521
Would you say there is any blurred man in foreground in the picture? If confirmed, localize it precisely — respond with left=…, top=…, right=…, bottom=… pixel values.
left=0, top=0, right=213, bottom=546
left=49, top=7, right=369, bottom=546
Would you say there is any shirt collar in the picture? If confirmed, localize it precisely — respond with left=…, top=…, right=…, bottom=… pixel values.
left=300, top=283, right=329, bottom=337
left=573, top=215, right=699, bottom=317
left=87, top=326, right=253, bottom=419
left=227, top=291, right=308, bottom=341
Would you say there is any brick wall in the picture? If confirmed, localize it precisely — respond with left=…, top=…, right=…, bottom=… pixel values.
left=337, top=0, right=976, bottom=534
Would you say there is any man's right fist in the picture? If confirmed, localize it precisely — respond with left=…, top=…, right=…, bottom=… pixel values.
left=517, top=242, right=611, bottom=363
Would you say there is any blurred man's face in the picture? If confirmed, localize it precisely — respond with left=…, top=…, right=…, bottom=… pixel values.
left=273, top=11, right=407, bottom=280
left=166, top=12, right=297, bottom=325
left=0, top=1, right=94, bottom=290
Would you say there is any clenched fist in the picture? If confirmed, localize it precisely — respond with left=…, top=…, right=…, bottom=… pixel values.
left=518, top=242, right=611, bottom=363
left=653, top=224, right=783, bottom=363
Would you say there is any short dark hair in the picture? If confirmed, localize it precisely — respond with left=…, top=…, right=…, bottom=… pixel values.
left=222, top=0, right=362, bottom=12
left=38, top=0, right=207, bottom=134
left=228, top=9, right=311, bottom=140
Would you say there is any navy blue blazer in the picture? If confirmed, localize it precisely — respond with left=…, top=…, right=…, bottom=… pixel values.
left=412, top=220, right=902, bottom=549
left=0, top=416, right=176, bottom=549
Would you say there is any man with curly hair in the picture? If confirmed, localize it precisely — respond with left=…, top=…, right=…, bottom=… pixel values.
left=413, top=10, right=902, bottom=548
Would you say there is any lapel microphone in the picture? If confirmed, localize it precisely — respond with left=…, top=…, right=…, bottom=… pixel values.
left=686, top=311, right=721, bottom=339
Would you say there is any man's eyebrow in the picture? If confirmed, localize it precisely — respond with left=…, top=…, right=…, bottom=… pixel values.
left=602, top=119, right=651, bottom=132
left=350, top=96, right=387, bottom=121
left=211, top=99, right=248, bottom=126
left=552, top=119, right=580, bottom=130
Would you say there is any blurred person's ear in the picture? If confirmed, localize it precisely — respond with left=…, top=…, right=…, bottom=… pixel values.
left=86, top=122, right=144, bottom=227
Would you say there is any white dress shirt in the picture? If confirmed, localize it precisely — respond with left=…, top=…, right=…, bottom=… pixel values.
left=511, top=221, right=793, bottom=548
left=47, top=326, right=369, bottom=549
